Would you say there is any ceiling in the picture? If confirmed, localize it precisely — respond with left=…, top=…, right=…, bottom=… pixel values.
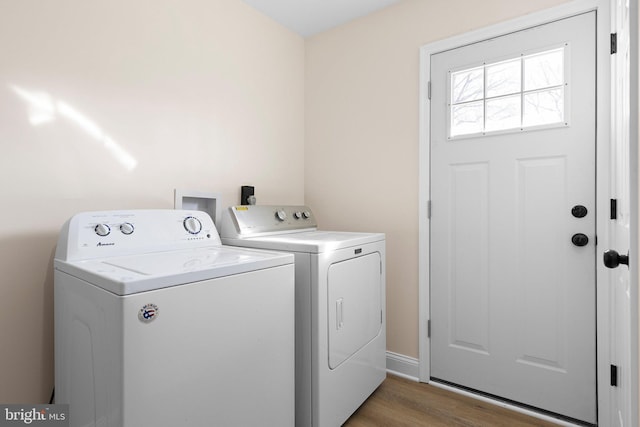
left=240, top=0, right=402, bottom=37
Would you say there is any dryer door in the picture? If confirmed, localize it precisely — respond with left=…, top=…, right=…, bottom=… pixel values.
left=328, top=252, right=382, bottom=369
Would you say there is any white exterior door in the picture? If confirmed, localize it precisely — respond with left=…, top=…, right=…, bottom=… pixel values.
left=430, top=12, right=596, bottom=424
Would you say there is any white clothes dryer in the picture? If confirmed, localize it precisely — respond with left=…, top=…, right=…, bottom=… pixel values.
left=54, top=209, right=294, bottom=427
left=220, top=205, right=386, bottom=427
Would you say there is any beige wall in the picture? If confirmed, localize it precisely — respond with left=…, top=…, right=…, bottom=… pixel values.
left=304, top=0, right=572, bottom=359
left=0, top=0, right=304, bottom=403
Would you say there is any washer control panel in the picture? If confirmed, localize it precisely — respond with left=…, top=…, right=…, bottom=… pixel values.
left=56, top=209, right=220, bottom=262
left=221, top=205, right=317, bottom=237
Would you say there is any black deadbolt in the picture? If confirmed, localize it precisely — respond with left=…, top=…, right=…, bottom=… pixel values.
left=571, top=205, right=588, bottom=218
left=572, top=233, right=589, bottom=247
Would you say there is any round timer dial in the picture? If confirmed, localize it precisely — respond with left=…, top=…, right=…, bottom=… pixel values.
left=183, top=216, right=203, bottom=235
left=275, top=210, right=287, bottom=222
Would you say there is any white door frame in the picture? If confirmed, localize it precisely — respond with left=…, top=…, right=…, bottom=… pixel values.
left=631, top=0, right=639, bottom=424
left=417, top=0, right=639, bottom=425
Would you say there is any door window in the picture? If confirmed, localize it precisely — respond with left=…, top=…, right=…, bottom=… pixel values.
left=449, top=46, right=568, bottom=138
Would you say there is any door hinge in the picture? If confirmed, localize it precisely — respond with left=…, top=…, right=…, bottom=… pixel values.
left=427, top=81, right=431, bottom=100
left=427, top=200, right=432, bottom=219
left=611, top=33, right=618, bottom=54
left=427, top=319, right=431, bottom=338
left=611, top=364, right=619, bottom=386
left=610, top=198, right=618, bottom=220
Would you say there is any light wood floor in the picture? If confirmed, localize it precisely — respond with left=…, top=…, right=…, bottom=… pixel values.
left=343, top=374, right=560, bottom=426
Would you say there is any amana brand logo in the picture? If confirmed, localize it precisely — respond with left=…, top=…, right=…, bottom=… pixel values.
left=138, top=304, right=159, bottom=323
left=96, top=242, right=115, bottom=247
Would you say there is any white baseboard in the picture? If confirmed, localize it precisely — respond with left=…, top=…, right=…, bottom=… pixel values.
left=385, top=351, right=420, bottom=381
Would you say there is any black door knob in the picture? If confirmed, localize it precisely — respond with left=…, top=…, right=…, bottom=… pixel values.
left=572, top=233, right=589, bottom=247
left=603, top=250, right=629, bottom=268
left=571, top=205, right=588, bottom=218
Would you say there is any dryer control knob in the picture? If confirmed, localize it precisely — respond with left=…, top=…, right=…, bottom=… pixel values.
left=302, top=211, right=311, bottom=219
left=94, top=223, right=111, bottom=237
left=293, top=212, right=302, bottom=220
left=275, top=210, right=287, bottom=222
left=120, top=222, right=134, bottom=235
left=183, top=216, right=202, bottom=235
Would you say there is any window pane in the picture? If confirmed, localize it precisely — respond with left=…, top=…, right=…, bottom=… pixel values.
left=486, top=59, right=521, bottom=98
left=523, top=88, right=564, bottom=127
left=485, top=95, right=521, bottom=132
left=524, top=49, right=564, bottom=91
left=451, top=67, right=484, bottom=103
left=451, top=101, right=483, bottom=136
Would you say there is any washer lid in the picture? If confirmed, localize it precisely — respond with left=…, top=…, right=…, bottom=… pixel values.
left=222, top=230, right=385, bottom=253
left=54, top=245, right=293, bottom=295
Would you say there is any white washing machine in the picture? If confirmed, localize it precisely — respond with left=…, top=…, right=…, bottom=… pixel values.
left=220, top=205, right=386, bottom=427
left=54, top=209, right=295, bottom=427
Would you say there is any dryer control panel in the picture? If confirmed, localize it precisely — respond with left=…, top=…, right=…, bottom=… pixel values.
left=220, top=205, right=318, bottom=238
left=55, top=209, right=220, bottom=261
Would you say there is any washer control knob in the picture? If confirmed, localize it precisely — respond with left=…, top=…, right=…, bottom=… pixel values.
left=94, top=223, right=111, bottom=237
left=120, top=222, right=134, bottom=235
left=183, top=216, right=202, bottom=235
left=302, top=211, right=311, bottom=219
left=275, top=210, right=287, bottom=222
left=293, top=212, right=302, bottom=220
